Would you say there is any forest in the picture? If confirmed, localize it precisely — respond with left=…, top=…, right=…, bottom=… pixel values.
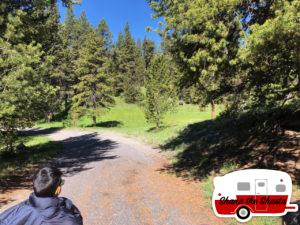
left=0, top=0, right=299, bottom=169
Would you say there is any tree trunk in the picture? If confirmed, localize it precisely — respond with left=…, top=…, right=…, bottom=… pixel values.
left=47, top=112, right=53, bottom=123
left=156, top=120, right=160, bottom=129
left=211, top=101, right=216, bottom=120
left=7, top=142, right=13, bottom=153
left=92, top=90, right=97, bottom=127
left=92, top=115, right=97, bottom=127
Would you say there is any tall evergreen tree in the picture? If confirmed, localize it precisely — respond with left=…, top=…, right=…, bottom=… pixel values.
left=96, top=19, right=113, bottom=53
left=142, top=37, right=155, bottom=69
left=73, top=12, right=92, bottom=52
left=144, top=54, right=177, bottom=128
left=150, top=0, right=242, bottom=118
left=122, top=23, right=140, bottom=103
left=72, top=30, right=115, bottom=126
left=236, top=0, right=300, bottom=110
left=55, top=6, right=78, bottom=115
left=40, top=4, right=66, bottom=121
left=116, top=23, right=145, bottom=103
left=112, top=32, right=126, bottom=95
left=150, top=0, right=299, bottom=115
left=0, top=10, right=57, bottom=151
left=0, top=0, right=71, bottom=36
left=136, top=38, right=146, bottom=85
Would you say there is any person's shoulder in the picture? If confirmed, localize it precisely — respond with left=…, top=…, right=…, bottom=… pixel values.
left=0, top=200, right=33, bottom=224
left=0, top=199, right=30, bottom=215
left=59, top=197, right=74, bottom=207
left=61, top=215, right=83, bottom=225
left=59, top=197, right=80, bottom=212
left=57, top=197, right=83, bottom=225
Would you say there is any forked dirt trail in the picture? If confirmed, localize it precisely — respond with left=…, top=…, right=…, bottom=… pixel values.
left=1, top=129, right=224, bottom=225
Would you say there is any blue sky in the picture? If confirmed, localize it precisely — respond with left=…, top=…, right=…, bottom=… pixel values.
left=59, top=0, right=161, bottom=46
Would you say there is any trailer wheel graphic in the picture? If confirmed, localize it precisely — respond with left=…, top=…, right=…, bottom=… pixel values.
left=236, top=206, right=251, bottom=221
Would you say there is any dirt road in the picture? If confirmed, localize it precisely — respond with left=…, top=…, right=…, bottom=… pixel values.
left=1, top=129, right=224, bottom=225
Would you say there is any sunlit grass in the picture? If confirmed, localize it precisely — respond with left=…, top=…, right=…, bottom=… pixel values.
left=38, top=98, right=219, bottom=145
left=74, top=98, right=220, bottom=145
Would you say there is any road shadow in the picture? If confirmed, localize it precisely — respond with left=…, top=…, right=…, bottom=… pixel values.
left=19, top=127, right=63, bottom=137
left=161, top=110, right=300, bottom=184
left=0, top=131, right=118, bottom=206
left=0, top=140, right=61, bottom=198
left=86, top=120, right=123, bottom=128
left=147, top=125, right=171, bottom=133
left=52, top=132, right=118, bottom=176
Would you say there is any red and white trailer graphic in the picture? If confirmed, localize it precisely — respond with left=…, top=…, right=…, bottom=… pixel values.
left=212, top=169, right=298, bottom=222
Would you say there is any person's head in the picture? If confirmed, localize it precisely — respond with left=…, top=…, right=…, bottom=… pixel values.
left=282, top=201, right=300, bottom=225
left=33, top=166, right=64, bottom=198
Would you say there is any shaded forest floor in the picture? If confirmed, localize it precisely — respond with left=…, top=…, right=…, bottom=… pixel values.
left=160, top=109, right=300, bottom=225
left=0, top=129, right=63, bottom=201
left=161, top=110, right=300, bottom=185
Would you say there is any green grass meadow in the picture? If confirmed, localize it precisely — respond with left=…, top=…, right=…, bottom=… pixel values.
left=39, top=98, right=217, bottom=145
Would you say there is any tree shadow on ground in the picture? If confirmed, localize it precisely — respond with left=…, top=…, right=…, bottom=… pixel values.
left=52, top=132, right=118, bottom=176
left=0, top=131, right=118, bottom=207
left=19, top=127, right=63, bottom=137
left=86, top=121, right=123, bottom=128
left=0, top=140, right=62, bottom=201
left=161, top=110, right=300, bottom=184
left=147, top=125, right=171, bottom=133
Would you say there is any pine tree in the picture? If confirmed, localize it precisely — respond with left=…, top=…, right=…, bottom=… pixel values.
left=0, top=10, right=57, bottom=151
left=142, top=37, right=155, bottom=69
left=150, top=0, right=242, bottom=118
left=136, top=38, right=146, bottom=86
left=64, top=6, right=76, bottom=44
left=96, top=19, right=113, bottom=53
left=122, top=23, right=140, bottom=103
left=236, top=0, right=300, bottom=110
left=72, top=30, right=115, bottom=126
left=117, top=23, right=145, bottom=103
left=61, top=5, right=78, bottom=84
left=41, top=4, right=65, bottom=121
left=112, top=32, right=126, bottom=95
left=56, top=6, right=79, bottom=114
left=144, top=54, right=177, bottom=128
left=0, top=0, right=71, bottom=37
left=73, top=11, right=92, bottom=54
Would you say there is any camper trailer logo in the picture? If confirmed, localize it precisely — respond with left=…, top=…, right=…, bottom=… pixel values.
left=212, top=169, right=298, bottom=223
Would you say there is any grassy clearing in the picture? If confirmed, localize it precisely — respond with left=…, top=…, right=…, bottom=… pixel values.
left=38, top=98, right=219, bottom=145
left=80, top=99, right=215, bottom=145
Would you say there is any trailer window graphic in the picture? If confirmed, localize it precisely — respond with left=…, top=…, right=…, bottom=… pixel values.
left=212, top=169, right=298, bottom=223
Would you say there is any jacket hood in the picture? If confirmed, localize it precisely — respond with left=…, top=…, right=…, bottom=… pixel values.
left=28, top=193, right=61, bottom=218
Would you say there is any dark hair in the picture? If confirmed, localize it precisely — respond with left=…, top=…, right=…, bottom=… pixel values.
left=282, top=201, right=300, bottom=225
left=33, top=167, right=63, bottom=197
